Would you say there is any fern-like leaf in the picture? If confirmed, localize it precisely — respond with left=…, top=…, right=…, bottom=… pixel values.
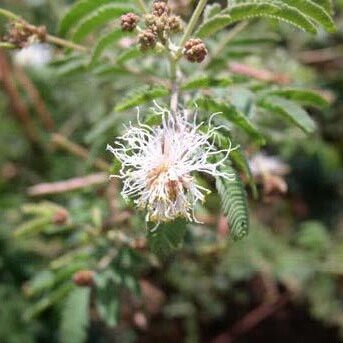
left=281, top=0, right=335, bottom=32
left=216, top=161, right=249, bottom=241
left=59, top=0, right=129, bottom=36
left=197, top=1, right=321, bottom=38
left=259, top=95, right=316, bottom=133
left=90, top=29, right=127, bottom=66
left=71, top=4, right=134, bottom=42
left=259, top=88, right=330, bottom=108
left=196, top=96, right=265, bottom=145
left=60, top=288, right=90, bottom=343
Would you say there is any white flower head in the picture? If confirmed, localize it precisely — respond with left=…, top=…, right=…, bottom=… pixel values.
left=13, top=43, right=52, bottom=68
left=107, top=103, right=234, bottom=223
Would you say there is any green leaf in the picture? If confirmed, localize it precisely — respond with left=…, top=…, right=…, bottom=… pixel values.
left=14, top=217, right=51, bottom=237
left=60, top=288, right=90, bottom=343
left=196, top=0, right=317, bottom=37
left=59, top=0, right=128, bottom=36
left=259, top=96, right=316, bottom=133
left=181, top=75, right=232, bottom=90
left=71, top=4, right=134, bottom=42
left=25, top=270, right=55, bottom=297
left=148, top=220, right=187, bottom=257
left=260, top=88, right=329, bottom=108
left=228, top=35, right=280, bottom=46
left=216, top=161, right=249, bottom=241
left=52, top=56, right=88, bottom=77
left=115, top=86, right=169, bottom=112
left=196, top=14, right=232, bottom=38
left=282, top=0, right=335, bottom=32
left=203, top=3, right=222, bottom=20
left=90, top=29, right=127, bottom=66
left=230, top=147, right=258, bottom=199
left=317, top=0, right=334, bottom=14
left=196, top=96, right=265, bottom=145
left=95, top=273, right=120, bottom=327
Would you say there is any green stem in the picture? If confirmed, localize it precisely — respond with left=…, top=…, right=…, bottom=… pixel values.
left=134, top=0, right=148, bottom=14
left=177, top=0, right=208, bottom=58
left=0, top=8, right=19, bottom=20
left=0, top=42, right=16, bottom=49
left=46, top=34, right=87, bottom=52
left=169, top=56, right=178, bottom=113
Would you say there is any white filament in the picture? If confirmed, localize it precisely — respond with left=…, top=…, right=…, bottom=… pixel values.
left=107, top=104, right=235, bottom=223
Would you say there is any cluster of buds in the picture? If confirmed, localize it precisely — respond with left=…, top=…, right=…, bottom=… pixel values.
left=2, top=20, right=47, bottom=48
left=183, top=38, right=208, bottom=63
left=120, top=0, right=183, bottom=51
left=143, top=0, right=183, bottom=45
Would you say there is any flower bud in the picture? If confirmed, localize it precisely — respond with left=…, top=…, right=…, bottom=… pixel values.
left=183, top=38, right=208, bottom=63
left=73, top=270, right=95, bottom=287
left=152, top=1, right=170, bottom=17
left=145, top=14, right=157, bottom=28
left=120, top=12, right=140, bottom=32
left=168, top=15, right=183, bottom=33
left=138, top=29, right=157, bottom=51
left=4, top=20, right=47, bottom=48
left=52, top=208, right=69, bottom=225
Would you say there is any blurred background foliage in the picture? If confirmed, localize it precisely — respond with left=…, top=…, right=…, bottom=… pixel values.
left=0, top=0, right=343, bottom=342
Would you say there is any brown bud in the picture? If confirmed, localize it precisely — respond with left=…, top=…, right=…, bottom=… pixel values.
left=73, top=270, right=95, bottom=287
left=152, top=1, right=170, bottom=16
left=121, top=12, right=140, bottom=32
left=168, top=15, right=183, bottom=33
left=52, top=208, right=69, bottom=225
left=138, top=29, right=157, bottom=51
left=4, top=20, right=47, bottom=48
left=145, top=14, right=157, bottom=28
left=183, top=38, right=208, bottom=63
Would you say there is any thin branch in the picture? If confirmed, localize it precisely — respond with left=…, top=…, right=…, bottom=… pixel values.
left=46, top=34, right=88, bottom=52
left=14, top=65, right=55, bottom=130
left=177, top=0, right=208, bottom=58
left=210, top=293, right=290, bottom=343
left=27, top=173, right=107, bottom=196
left=169, top=56, right=179, bottom=113
left=229, top=62, right=291, bottom=85
left=0, top=42, right=16, bottom=49
left=0, top=51, right=38, bottom=143
left=51, top=133, right=110, bottom=171
left=0, top=8, right=19, bottom=20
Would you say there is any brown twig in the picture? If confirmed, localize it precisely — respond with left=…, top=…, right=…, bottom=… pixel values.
left=14, top=65, right=55, bottom=130
left=209, top=293, right=290, bottom=343
left=27, top=173, right=107, bottom=196
left=0, top=51, right=38, bottom=143
left=298, top=46, right=343, bottom=64
left=229, top=62, right=291, bottom=85
left=51, top=133, right=110, bottom=171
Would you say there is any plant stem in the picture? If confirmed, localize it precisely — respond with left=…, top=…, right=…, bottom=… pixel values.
left=0, top=42, right=16, bottom=49
left=177, top=0, right=208, bottom=58
left=169, top=56, right=179, bottom=113
left=46, top=34, right=87, bottom=52
left=51, top=133, right=109, bottom=171
left=0, top=8, right=19, bottom=20
left=134, top=0, right=148, bottom=14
